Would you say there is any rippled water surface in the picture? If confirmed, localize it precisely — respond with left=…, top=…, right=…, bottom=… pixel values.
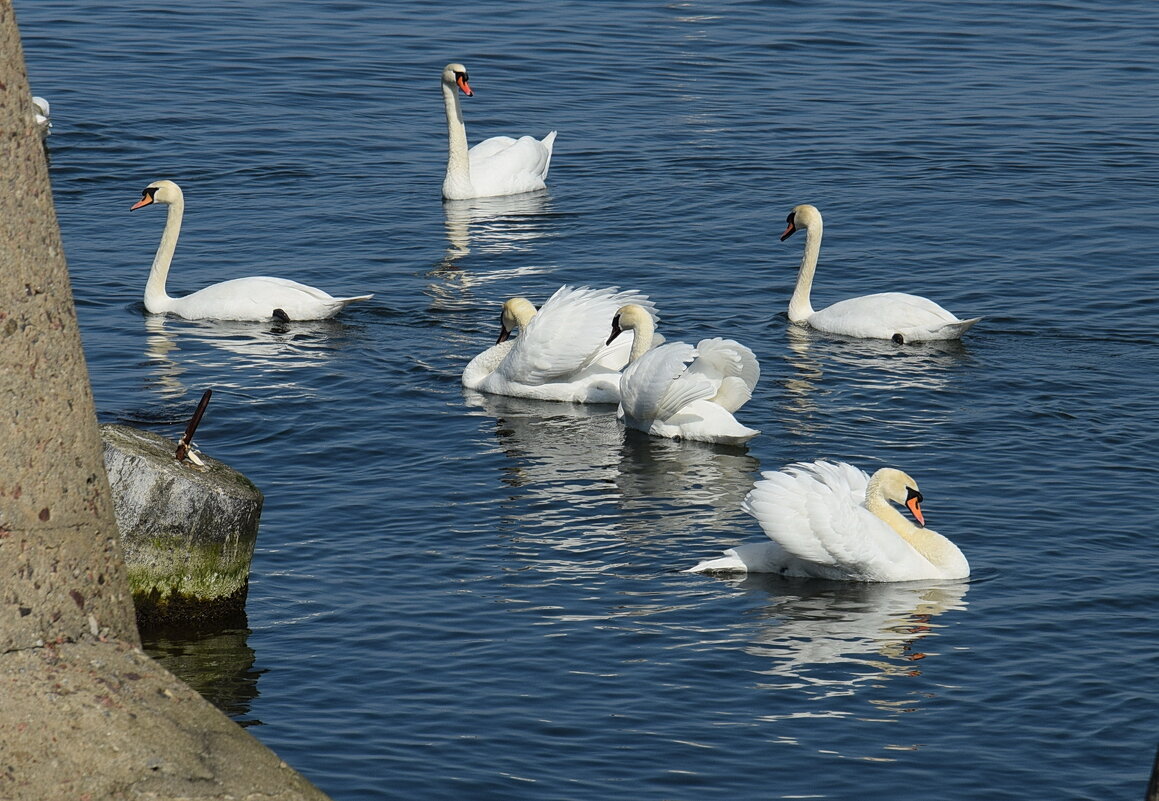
left=17, top=1, right=1159, bottom=799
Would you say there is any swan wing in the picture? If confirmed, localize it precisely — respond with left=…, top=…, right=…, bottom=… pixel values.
left=468, top=132, right=557, bottom=197
left=499, top=285, right=653, bottom=385
left=685, top=338, right=760, bottom=413
left=174, top=277, right=370, bottom=321
left=812, top=293, right=975, bottom=340
left=743, top=461, right=920, bottom=578
left=619, top=341, right=703, bottom=424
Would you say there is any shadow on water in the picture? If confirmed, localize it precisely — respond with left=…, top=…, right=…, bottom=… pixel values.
left=140, top=617, right=265, bottom=728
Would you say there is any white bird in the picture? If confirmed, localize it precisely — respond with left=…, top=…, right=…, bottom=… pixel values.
left=441, top=63, right=557, bottom=201
left=130, top=180, right=372, bottom=322
left=780, top=204, right=981, bottom=343
left=462, top=285, right=656, bottom=403
left=31, top=96, right=51, bottom=139
left=606, top=304, right=760, bottom=445
left=689, top=460, right=970, bottom=581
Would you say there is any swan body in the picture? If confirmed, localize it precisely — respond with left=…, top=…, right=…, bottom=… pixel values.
left=131, top=180, right=372, bottom=321
left=442, top=63, right=557, bottom=201
left=689, top=460, right=969, bottom=581
left=608, top=304, right=760, bottom=445
left=462, top=285, right=657, bottom=403
left=781, top=204, right=981, bottom=343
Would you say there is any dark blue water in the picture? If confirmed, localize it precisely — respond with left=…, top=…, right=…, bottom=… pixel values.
left=17, top=1, right=1159, bottom=799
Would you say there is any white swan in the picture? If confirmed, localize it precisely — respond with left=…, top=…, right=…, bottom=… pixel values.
left=689, top=460, right=970, bottom=581
left=32, top=96, right=51, bottom=139
left=781, top=204, right=981, bottom=343
left=462, top=286, right=656, bottom=403
left=130, top=180, right=372, bottom=322
left=441, top=63, right=557, bottom=201
left=607, top=304, right=761, bottom=445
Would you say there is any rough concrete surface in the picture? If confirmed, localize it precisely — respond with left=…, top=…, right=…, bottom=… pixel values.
left=0, top=640, right=330, bottom=801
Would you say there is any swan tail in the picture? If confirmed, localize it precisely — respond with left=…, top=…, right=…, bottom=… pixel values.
left=686, top=541, right=783, bottom=574
left=900, top=316, right=982, bottom=343
left=541, top=130, right=558, bottom=154
left=685, top=549, right=749, bottom=574
left=932, top=316, right=982, bottom=339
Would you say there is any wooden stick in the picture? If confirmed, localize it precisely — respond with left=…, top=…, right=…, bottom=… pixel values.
left=175, top=389, right=212, bottom=463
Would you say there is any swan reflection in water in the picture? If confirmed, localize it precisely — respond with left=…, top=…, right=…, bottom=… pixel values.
left=728, top=575, right=969, bottom=709
left=144, top=314, right=351, bottom=400
left=438, top=191, right=557, bottom=272
left=464, top=389, right=623, bottom=490
left=780, top=323, right=973, bottom=440
left=465, top=390, right=759, bottom=564
left=427, top=193, right=559, bottom=317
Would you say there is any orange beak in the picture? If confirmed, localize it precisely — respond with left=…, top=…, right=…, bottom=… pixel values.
left=456, top=75, right=473, bottom=97
left=905, top=489, right=926, bottom=527
left=779, top=220, right=797, bottom=241
left=130, top=194, right=154, bottom=211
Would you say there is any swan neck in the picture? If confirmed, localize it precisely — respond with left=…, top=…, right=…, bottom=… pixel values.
left=144, top=198, right=181, bottom=312
left=443, top=80, right=471, bottom=189
left=628, top=313, right=655, bottom=363
left=788, top=221, right=821, bottom=323
left=865, top=477, right=951, bottom=567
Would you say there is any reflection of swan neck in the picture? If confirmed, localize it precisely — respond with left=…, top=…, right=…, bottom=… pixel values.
left=443, top=79, right=470, bottom=187
left=145, top=197, right=182, bottom=313
left=789, top=218, right=821, bottom=323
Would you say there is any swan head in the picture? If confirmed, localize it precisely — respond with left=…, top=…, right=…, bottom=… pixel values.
left=497, top=297, right=537, bottom=343
left=780, top=203, right=822, bottom=242
left=606, top=303, right=652, bottom=345
left=869, top=467, right=926, bottom=527
left=442, top=63, right=473, bottom=97
left=131, top=179, right=183, bottom=210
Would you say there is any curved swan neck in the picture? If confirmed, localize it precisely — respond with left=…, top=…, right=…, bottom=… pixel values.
left=443, top=78, right=471, bottom=191
left=144, top=196, right=182, bottom=312
left=627, top=309, right=655, bottom=363
left=789, top=218, right=821, bottom=323
left=865, top=472, right=954, bottom=567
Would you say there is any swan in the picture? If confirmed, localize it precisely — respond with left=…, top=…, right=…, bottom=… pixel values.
left=606, top=304, right=761, bottom=445
left=31, top=96, right=51, bottom=139
left=130, top=180, right=372, bottom=322
left=688, top=460, right=970, bottom=581
left=780, top=204, right=981, bottom=343
left=441, top=63, right=557, bottom=201
left=462, top=285, right=656, bottom=403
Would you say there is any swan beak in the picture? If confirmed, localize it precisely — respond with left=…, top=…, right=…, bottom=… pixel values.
left=779, top=221, right=797, bottom=241
left=130, top=194, right=154, bottom=211
left=456, top=75, right=474, bottom=97
left=905, top=487, right=926, bottom=527
left=606, top=315, right=623, bottom=346
left=496, top=326, right=512, bottom=344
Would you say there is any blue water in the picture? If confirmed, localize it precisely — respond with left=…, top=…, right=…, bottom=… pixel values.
left=17, top=0, right=1159, bottom=799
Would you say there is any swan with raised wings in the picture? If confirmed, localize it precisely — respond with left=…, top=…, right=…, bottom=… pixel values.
left=130, top=180, right=372, bottom=322
left=606, top=304, right=760, bottom=445
left=781, top=204, right=981, bottom=343
left=441, top=63, right=557, bottom=200
left=462, top=285, right=657, bottom=403
left=689, top=460, right=970, bottom=581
